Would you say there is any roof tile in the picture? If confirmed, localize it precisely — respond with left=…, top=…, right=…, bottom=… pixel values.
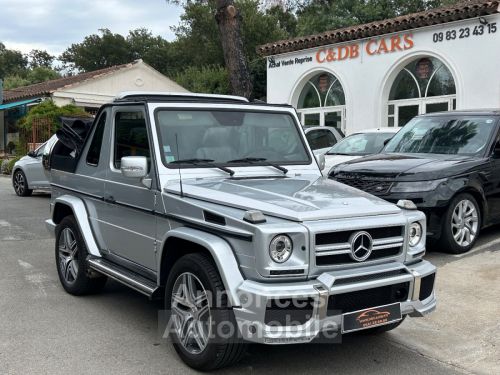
left=2, top=60, right=139, bottom=103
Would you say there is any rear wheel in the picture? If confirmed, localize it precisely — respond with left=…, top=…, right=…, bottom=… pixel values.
left=55, top=215, right=107, bottom=295
left=13, top=170, right=32, bottom=197
left=440, top=193, right=481, bottom=254
left=165, top=253, right=246, bottom=370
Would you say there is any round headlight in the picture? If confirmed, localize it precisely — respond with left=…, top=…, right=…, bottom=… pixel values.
left=409, top=222, right=423, bottom=247
left=269, top=235, right=293, bottom=263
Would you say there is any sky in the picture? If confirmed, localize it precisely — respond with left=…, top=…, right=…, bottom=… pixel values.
left=0, top=0, right=183, bottom=57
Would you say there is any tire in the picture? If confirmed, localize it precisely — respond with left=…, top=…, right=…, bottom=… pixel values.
left=353, top=316, right=406, bottom=335
left=12, top=170, right=32, bottom=197
left=165, top=253, right=246, bottom=371
left=55, top=215, right=107, bottom=295
left=440, top=193, right=481, bottom=254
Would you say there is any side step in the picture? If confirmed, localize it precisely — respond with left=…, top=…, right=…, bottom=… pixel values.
left=87, top=257, right=160, bottom=299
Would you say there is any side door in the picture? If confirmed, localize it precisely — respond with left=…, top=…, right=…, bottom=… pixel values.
left=24, top=143, right=48, bottom=187
left=100, top=106, right=158, bottom=272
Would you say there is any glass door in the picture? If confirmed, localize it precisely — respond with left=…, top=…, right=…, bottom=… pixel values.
left=299, top=107, right=345, bottom=132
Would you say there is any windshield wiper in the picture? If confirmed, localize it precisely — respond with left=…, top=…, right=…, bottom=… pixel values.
left=326, top=152, right=351, bottom=155
left=227, top=157, right=288, bottom=174
left=170, top=158, right=235, bottom=176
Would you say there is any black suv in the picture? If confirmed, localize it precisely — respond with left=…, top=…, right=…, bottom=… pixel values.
left=329, top=110, right=500, bottom=254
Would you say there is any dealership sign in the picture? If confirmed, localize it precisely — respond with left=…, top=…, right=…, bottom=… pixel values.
left=316, top=33, right=414, bottom=63
left=268, top=33, right=414, bottom=69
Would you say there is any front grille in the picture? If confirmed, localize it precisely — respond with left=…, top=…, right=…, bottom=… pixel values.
left=316, top=247, right=400, bottom=266
left=316, top=227, right=403, bottom=246
left=419, top=273, right=435, bottom=300
left=327, top=282, right=410, bottom=315
left=334, top=177, right=392, bottom=196
left=265, top=298, right=315, bottom=326
left=315, top=226, right=404, bottom=267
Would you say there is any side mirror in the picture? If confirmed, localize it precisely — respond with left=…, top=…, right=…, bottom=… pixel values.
left=315, top=153, right=326, bottom=171
left=27, top=150, right=36, bottom=157
left=120, top=156, right=148, bottom=179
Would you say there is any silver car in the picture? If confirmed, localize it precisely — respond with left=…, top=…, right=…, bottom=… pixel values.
left=12, top=140, right=52, bottom=196
left=44, top=92, right=436, bottom=371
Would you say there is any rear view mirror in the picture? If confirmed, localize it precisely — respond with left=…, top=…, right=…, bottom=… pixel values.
left=27, top=150, right=36, bottom=157
left=120, top=156, right=148, bottom=179
left=316, top=153, right=326, bottom=171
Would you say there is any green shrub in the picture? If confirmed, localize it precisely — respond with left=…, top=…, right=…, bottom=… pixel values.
left=1, top=157, right=21, bottom=175
left=19, top=100, right=90, bottom=134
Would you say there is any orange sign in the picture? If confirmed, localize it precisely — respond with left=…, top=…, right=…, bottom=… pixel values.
left=316, top=33, right=414, bottom=64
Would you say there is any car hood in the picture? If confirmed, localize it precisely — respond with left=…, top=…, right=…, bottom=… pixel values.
left=164, top=174, right=401, bottom=222
left=332, top=153, right=487, bottom=181
left=323, top=154, right=360, bottom=175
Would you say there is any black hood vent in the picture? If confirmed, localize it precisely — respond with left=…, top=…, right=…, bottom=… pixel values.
left=203, top=211, right=226, bottom=226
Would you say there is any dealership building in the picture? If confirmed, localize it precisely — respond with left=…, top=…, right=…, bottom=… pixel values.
left=259, top=0, right=500, bottom=134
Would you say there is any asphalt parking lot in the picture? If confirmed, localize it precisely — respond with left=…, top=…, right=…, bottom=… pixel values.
left=0, top=175, right=498, bottom=375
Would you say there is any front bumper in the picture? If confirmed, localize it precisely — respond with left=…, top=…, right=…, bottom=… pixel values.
left=233, top=260, right=436, bottom=344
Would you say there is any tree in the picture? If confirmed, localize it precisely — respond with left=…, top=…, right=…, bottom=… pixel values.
left=295, top=0, right=456, bottom=35
left=175, top=65, right=230, bottom=94
left=27, top=67, right=60, bottom=83
left=126, top=28, right=174, bottom=75
left=60, top=29, right=133, bottom=72
left=0, top=42, right=27, bottom=78
left=170, top=0, right=290, bottom=98
left=215, top=0, right=253, bottom=98
left=28, top=49, right=55, bottom=68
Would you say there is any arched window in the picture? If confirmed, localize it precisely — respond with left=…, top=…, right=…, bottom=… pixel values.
left=296, top=72, right=346, bottom=132
left=388, top=57, right=457, bottom=127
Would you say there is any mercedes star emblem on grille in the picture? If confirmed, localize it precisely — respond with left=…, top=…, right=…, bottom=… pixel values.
left=349, top=231, right=373, bottom=262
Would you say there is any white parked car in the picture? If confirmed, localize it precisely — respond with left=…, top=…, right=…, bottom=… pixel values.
left=12, top=141, right=51, bottom=196
left=321, top=127, right=400, bottom=175
left=303, top=126, right=344, bottom=156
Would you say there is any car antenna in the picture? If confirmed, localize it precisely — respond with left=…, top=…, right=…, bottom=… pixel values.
left=175, top=133, right=184, bottom=198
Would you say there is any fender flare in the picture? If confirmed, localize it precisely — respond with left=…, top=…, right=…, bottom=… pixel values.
left=51, top=195, right=101, bottom=257
left=161, top=227, right=244, bottom=307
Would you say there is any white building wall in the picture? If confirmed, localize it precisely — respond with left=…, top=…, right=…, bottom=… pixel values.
left=52, top=61, right=188, bottom=108
left=266, top=14, right=500, bottom=134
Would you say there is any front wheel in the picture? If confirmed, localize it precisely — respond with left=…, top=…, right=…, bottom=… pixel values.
left=440, top=193, right=481, bottom=254
left=13, top=170, right=32, bottom=196
left=165, top=253, right=246, bottom=371
left=55, top=215, right=107, bottom=295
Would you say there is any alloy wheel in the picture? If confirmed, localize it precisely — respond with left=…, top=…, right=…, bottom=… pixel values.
left=171, top=272, right=212, bottom=355
left=58, top=228, right=80, bottom=284
left=451, top=199, right=479, bottom=247
left=13, top=172, right=25, bottom=195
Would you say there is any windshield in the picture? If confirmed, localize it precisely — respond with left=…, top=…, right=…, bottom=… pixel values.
left=327, top=132, right=394, bottom=155
left=384, top=116, right=497, bottom=156
left=155, top=109, right=310, bottom=167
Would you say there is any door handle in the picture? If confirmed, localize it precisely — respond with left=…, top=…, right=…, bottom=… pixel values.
left=104, top=195, right=116, bottom=204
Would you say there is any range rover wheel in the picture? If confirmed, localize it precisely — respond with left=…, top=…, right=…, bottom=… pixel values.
left=13, top=170, right=32, bottom=197
left=55, top=215, right=107, bottom=295
left=440, top=193, right=481, bottom=254
left=165, top=253, right=246, bottom=371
